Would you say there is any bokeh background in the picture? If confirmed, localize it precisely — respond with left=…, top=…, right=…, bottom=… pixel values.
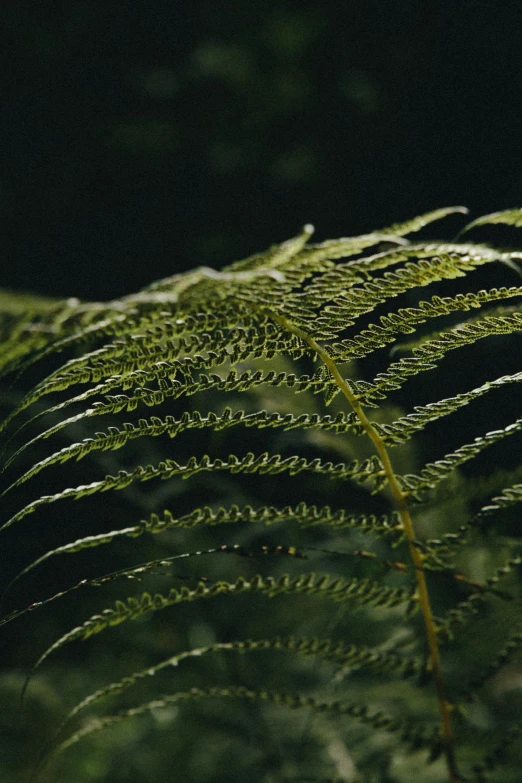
left=2, top=2, right=522, bottom=301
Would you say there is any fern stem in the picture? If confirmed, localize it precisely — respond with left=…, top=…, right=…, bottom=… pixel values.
left=272, top=314, right=461, bottom=783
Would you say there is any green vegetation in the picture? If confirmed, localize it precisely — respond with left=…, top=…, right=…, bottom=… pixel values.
left=1, top=208, right=522, bottom=782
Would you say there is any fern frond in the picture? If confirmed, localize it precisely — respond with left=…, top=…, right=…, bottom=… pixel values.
left=329, top=286, right=522, bottom=362
left=312, top=252, right=510, bottom=336
left=380, top=206, right=469, bottom=237
left=4, top=406, right=371, bottom=490
left=413, top=526, right=471, bottom=567
left=435, top=552, right=522, bottom=642
left=0, top=327, right=310, bottom=439
left=399, top=418, right=522, bottom=497
left=304, top=244, right=518, bottom=319
left=34, top=637, right=420, bottom=779
left=4, top=504, right=403, bottom=599
left=377, top=372, right=522, bottom=446
left=479, top=483, right=522, bottom=516
left=57, top=635, right=419, bottom=735
left=0, top=291, right=125, bottom=377
left=26, top=574, right=414, bottom=686
left=2, top=363, right=338, bottom=468
left=353, top=313, right=522, bottom=406
left=42, top=685, right=440, bottom=776
left=4, top=545, right=307, bottom=628
left=2, top=452, right=387, bottom=530
left=460, top=207, right=522, bottom=235
left=465, top=623, right=522, bottom=696
left=3, top=208, right=522, bottom=783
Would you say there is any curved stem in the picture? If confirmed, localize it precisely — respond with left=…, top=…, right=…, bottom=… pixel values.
left=273, top=314, right=461, bottom=783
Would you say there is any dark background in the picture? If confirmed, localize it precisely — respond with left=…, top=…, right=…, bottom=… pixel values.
left=2, top=2, right=522, bottom=301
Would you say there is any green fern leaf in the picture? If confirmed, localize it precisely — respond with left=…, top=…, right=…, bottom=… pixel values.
left=460, top=207, right=522, bottom=235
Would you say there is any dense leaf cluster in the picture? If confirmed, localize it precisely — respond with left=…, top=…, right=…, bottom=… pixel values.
left=1, top=208, right=522, bottom=782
